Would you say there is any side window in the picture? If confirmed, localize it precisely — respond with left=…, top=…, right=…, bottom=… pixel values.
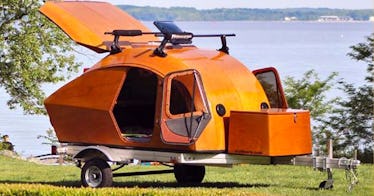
left=165, top=70, right=207, bottom=118
left=169, top=80, right=194, bottom=115
left=253, top=67, right=288, bottom=108
left=160, top=69, right=211, bottom=145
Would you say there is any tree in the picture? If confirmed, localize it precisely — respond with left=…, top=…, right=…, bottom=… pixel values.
left=317, top=34, right=373, bottom=162
left=0, top=0, right=80, bottom=115
left=284, top=70, right=338, bottom=120
left=284, top=34, right=373, bottom=162
left=283, top=70, right=339, bottom=152
left=37, top=128, right=58, bottom=146
left=317, top=82, right=373, bottom=159
left=347, top=33, right=373, bottom=82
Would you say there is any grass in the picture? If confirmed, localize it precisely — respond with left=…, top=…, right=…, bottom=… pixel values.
left=0, top=155, right=373, bottom=195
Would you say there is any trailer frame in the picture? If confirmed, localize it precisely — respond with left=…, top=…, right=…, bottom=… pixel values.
left=57, top=140, right=360, bottom=190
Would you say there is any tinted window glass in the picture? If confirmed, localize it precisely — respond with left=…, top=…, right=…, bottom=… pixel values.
left=256, top=71, right=283, bottom=108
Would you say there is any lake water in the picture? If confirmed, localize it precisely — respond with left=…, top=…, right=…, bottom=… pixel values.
left=0, top=21, right=372, bottom=156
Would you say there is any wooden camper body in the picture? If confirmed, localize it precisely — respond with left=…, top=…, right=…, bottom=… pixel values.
left=41, top=1, right=312, bottom=157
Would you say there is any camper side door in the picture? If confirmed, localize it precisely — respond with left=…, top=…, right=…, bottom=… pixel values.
left=160, top=69, right=211, bottom=145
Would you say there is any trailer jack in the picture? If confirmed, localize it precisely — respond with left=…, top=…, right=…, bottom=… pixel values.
left=293, top=140, right=360, bottom=191
left=319, top=168, right=334, bottom=189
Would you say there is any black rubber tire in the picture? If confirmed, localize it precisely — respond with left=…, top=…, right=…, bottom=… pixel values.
left=174, top=164, right=205, bottom=183
left=319, top=180, right=334, bottom=189
left=81, top=159, right=113, bottom=188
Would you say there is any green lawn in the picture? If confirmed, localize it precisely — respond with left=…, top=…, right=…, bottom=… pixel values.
left=0, top=155, right=372, bottom=195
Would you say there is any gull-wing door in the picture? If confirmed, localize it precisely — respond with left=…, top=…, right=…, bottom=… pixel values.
left=160, top=70, right=212, bottom=145
left=39, top=1, right=158, bottom=53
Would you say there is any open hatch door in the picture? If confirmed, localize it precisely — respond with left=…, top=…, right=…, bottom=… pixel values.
left=160, top=70, right=211, bottom=145
left=39, top=1, right=158, bottom=53
left=253, top=67, right=288, bottom=108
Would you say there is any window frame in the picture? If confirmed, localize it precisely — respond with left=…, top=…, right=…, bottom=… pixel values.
left=164, top=69, right=209, bottom=119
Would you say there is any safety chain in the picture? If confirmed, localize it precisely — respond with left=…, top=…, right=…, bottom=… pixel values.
left=342, top=158, right=359, bottom=192
left=345, top=166, right=359, bottom=192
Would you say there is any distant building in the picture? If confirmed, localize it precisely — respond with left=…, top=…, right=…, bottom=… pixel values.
left=284, top=16, right=298, bottom=21
left=370, top=16, right=374, bottom=22
left=318, top=15, right=353, bottom=22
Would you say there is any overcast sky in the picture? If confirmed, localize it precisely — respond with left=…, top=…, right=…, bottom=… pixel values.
left=104, top=0, right=373, bottom=9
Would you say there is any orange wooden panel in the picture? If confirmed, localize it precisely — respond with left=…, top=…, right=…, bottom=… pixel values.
left=39, top=1, right=158, bottom=52
left=45, top=68, right=127, bottom=110
left=46, top=104, right=123, bottom=145
left=45, top=68, right=127, bottom=145
left=228, top=109, right=312, bottom=156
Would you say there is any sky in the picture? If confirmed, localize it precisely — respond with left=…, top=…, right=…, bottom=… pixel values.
left=104, top=0, right=373, bottom=9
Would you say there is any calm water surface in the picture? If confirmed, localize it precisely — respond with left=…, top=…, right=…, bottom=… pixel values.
left=0, top=21, right=372, bottom=156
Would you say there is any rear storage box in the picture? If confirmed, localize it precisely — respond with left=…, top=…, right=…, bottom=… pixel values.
left=228, top=109, right=312, bottom=156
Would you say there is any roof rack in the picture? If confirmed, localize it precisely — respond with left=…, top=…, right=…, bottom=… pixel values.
left=105, top=21, right=235, bottom=56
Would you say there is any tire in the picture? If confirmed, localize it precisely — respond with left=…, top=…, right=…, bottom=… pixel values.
left=81, top=158, right=113, bottom=188
left=319, top=180, right=334, bottom=189
left=174, top=164, right=205, bottom=183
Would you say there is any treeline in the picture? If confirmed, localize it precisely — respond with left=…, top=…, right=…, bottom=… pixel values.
left=118, top=5, right=373, bottom=21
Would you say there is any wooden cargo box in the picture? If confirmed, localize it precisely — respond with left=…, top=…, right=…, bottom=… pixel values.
left=228, top=109, right=312, bottom=156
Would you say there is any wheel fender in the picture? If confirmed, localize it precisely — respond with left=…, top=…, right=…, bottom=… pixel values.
left=73, top=146, right=117, bottom=162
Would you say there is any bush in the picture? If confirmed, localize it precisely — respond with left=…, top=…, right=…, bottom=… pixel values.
left=357, top=149, right=374, bottom=163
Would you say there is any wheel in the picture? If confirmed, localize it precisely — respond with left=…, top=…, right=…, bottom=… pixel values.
left=319, top=180, right=334, bottom=189
left=81, top=158, right=113, bottom=188
left=174, top=164, right=205, bottom=183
